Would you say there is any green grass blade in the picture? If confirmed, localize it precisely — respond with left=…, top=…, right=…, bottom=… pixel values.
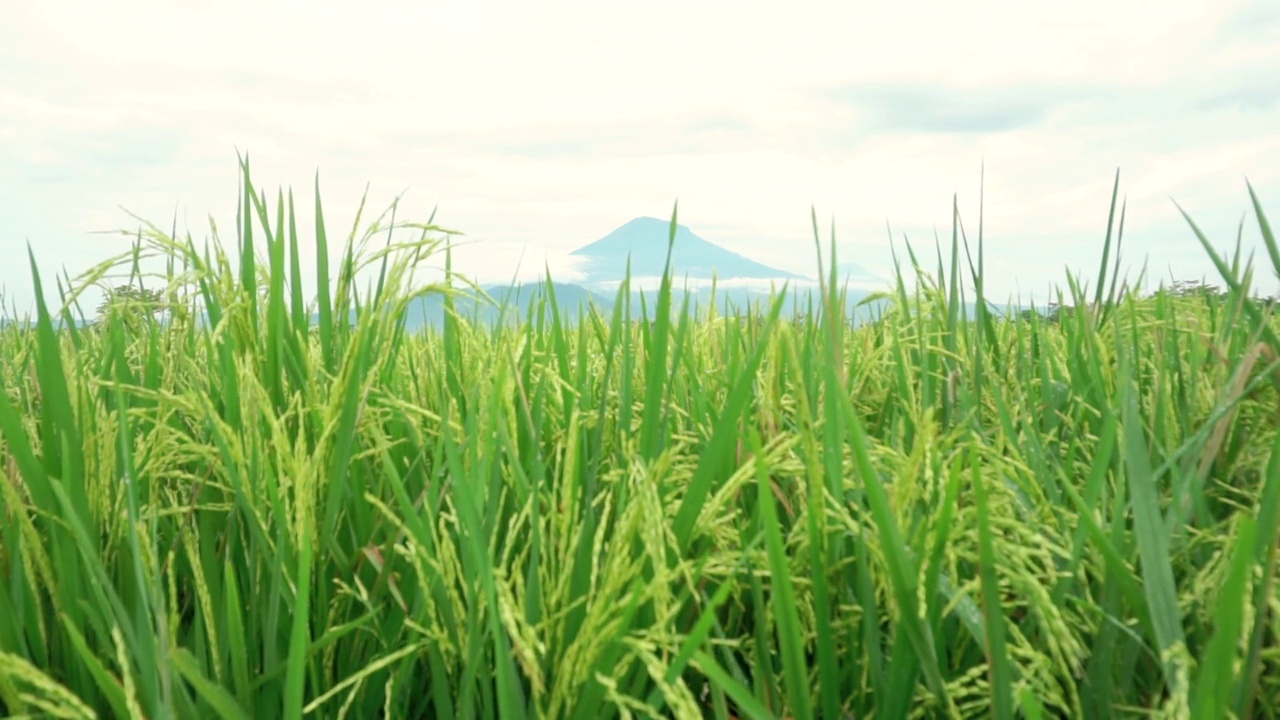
left=1117, top=328, right=1187, bottom=698
left=972, top=447, right=1014, bottom=720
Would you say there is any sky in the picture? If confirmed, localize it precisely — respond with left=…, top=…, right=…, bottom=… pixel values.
left=2, top=0, right=1279, bottom=315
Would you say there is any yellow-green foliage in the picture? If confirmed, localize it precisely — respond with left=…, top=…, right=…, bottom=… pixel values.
left=1, top=162, right=1279, bottom=719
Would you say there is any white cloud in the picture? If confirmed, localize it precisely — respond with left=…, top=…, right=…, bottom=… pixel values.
left=1, top=0, right=1278, bottom=315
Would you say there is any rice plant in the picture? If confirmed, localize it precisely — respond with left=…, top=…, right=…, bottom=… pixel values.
left=1, top=157, right=1279, bottom=719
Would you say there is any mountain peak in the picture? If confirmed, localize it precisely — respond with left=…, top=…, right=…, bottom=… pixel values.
left=569, top=217, right=806, bottom=284
left=569, top=217, right=691, bottom=257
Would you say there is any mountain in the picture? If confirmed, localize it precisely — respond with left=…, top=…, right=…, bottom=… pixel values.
left=835, top=262, right=886, bottom=287
left=569, top=217, right=808, bottom=285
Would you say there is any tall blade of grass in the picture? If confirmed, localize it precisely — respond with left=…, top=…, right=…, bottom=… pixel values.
left=374, top=445, right=459, bottom=719
left=807, top=209, right=842, bottom=720
left=237, top=154, right=260, bottom=336
left=222, top=558, right=252, bottom=710
left=25, top=250, right=89, bottom=526
left=1244, top=180, right=1280, bottom=282
left=923, top=452, right=964, bottom=656
left=1104, top=197, right=1128, bottom=320
left=318, top=276, right=378, bottom=553
left=836, top=380, right=950, bottom=711
left=261, top=189, right=288, bottom=411
left=1189, top=517, right=1255, bottom=718
left=58, top=613, right=130, bottom=720
left=313, top=172, right=335, bottom=372
left=1052, top=407, right=1119, bottom=608
left=109, top=350, right=169, bottom=717
left=750, top=425, right=812, bottom=720
left=1236, top=384, right=1280, bottom=718
left=281, top=494, right=313, bottom=719
left=639, top=203, right=679, bottom=461
left=972, top=446, right=1014, bottom=720
left=671, top=289, right=788, bottom=553
left=692, top=650, right=778, bottom=720
left=442, top=241, right=467, bottom=417
left=287, top=189, right=307, bottom=339
left=172, top=649, right=252, bottom=720
left=1178, top=197, right=1280, bottom=395
left=1093, top=169, right=1122, bottom=313
left=445, top=365, right=527, bottom=717
left=1117, top=323, right=1187, bottom=700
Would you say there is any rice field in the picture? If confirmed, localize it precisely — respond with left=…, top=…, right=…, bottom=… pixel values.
left=2, top=161, right=1279, bottom=719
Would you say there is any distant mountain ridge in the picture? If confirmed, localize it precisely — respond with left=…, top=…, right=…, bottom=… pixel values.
left=386, top=281, right=1016, bottom=332
left=569, top=217, right=808, bottom=285
left=0, top=218, right=906, bottom=333
left=1, top=282, right=1016, bottom=334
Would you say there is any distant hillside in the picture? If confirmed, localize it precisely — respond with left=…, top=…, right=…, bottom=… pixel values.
left=2, top=284, right=1016, bottom=335
left=395, top=283, right=905, bottom=331
left=570, top=217, right=808, bottom=285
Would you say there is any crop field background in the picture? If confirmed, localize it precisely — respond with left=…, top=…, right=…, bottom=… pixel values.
left=2, top=161, right=1280, bottom=719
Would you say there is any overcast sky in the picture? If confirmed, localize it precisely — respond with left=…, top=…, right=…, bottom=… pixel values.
left=3, top=0, right=1279, bottom=314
